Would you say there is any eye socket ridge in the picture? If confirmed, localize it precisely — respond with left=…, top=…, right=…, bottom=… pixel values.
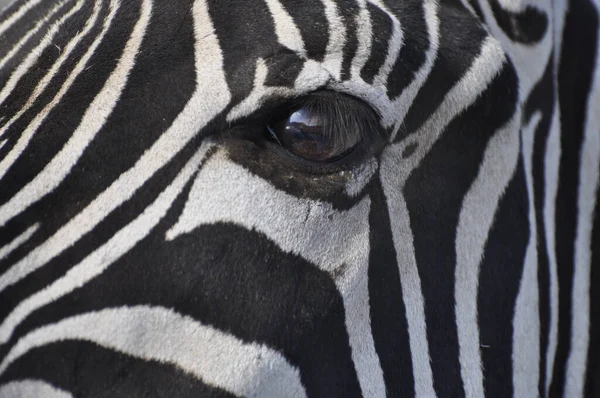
left=266, top=91, right=383, bottom=164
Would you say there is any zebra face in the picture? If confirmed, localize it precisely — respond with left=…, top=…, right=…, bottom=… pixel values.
left=4, top=0, right=598, bottom=398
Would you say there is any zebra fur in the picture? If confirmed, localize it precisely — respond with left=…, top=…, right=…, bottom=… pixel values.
left=0, top=0, right=598, bottom=396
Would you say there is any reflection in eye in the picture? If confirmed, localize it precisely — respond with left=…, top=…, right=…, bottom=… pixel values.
left=268, top=109, right=360, bottom=162
left=267, top=94, right=378, bottom=163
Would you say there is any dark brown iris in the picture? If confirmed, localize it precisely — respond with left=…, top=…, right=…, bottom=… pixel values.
left=268, top=109, right=361, bottom=162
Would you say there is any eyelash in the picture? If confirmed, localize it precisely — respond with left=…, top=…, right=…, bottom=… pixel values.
left=263, top=91, right=384, bottom=165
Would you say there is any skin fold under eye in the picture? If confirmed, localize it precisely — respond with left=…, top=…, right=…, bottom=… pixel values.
left=266, top=92, right=383, bottom=164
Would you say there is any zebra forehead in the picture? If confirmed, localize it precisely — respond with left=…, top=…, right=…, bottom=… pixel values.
left=194, top=0, right=506, bottom=129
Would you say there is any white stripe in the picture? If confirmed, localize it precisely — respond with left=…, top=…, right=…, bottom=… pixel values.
left=0, top=0, right=84, bottom=107
left=409, top=36, right=506, bottom=162
left=368, top=0, right=404, bottom=89
left=167, top=151, right=371, bottom=271
left=331, top=0, right=434, bottom=126
left=166, top=152, right=386, bottom=397
left=0, top=306, right=307, bottom=398
left=228, top=0, right=355, bottom=122
left=226, top=58, right=330, bottom=121
left=379, top=35, right=506, bottom=398
left=345, top=158, right=378, bottom=197
left=328, top=0, right=403, bottom=122
left=351, top=0, right=372, bottom=80
left=0, top=223, right=38, bottom=261
left=0, top=0, right=45, bottom=37
left=264, top=0, right=305, bottom=55
left=0, top=0, right=130, bottom=221
left=545, top=2, right=568, bottom=391
left=476, top=0, right=553, bottom=104
left=343, top=266, right=387, bottom=398
left=0, top=0, right=70, bottom=72
left=0, top=380, right=72, bottom=398
left=544, top=106, right=561, bottom=395
left=513, top=112, right=542, bottom=398
left=496, top=0, right=539, bottom=12
left=458, top=0, right=479, bottom=16
left=319, top=0, right=346, bottom=79
left=564, top=28, right=600, bottom=397
left=387, top=0, right=439, bottom=134
left=0, top=0, right=230, bottom=293
left=0, top=0, right=104, bottom=141
left=0, top=144, right=210, bottom=344
left=455, top=113, right=521, bottom=398
left=226, top=58, right=284, bottom=121
left=379, top=164, right=436, bottom=398
left=384, top=36, right=506, bottom=175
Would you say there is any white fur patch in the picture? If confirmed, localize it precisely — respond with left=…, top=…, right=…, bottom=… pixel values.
left=0, top=306, right=307, bottom=398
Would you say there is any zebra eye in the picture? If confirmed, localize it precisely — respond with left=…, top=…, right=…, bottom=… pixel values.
left=267, top=108, right=362, bottom=163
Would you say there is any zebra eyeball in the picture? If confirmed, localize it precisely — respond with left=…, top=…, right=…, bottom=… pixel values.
left=267, top=107, right=362, bottom=163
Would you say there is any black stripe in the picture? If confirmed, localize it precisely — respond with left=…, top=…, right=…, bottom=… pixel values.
left=359, top=3, right=393, bottom=84
left=0, top=1, right=94, bottom=121
left=0, top=1, right=105, bottom=158
left=264, top=49, right=305, bottom=88
left=0, top=130, right=214, bottom=354
left=0, top=0, right=128, bottom=205
left=466, top=1, right=484, bottom=20
left=395, top=4, right=488, bottom=142
left=385, top=0, right=428, bottom=99
left=404, top=62, right=517, bottom=396
left=0, top=0, right=69, bottom=77
left=478, top=158, right=529, bottom=398
left=368, top=178, right=415, bottom=397
left=0, top=0, right=37, bottom=24
left=489, top=0, right=548, bottom=44
left=209, top=0, right=292, bottom=106
left=0, top=0, right=196, bottom=255
left=0, top=0, right=23, bottom=23
left=550, top=1, right=599, bottom=395
left=279, top=0, right=328, bottom=63
left=336, top=0, right=359, bottom=81
left=14, top=200, right=363, bottom=397
left=524, top=56, right=555, bottom=397
left=1, top=340, right=238, bottom=398
left=0, top=129, right=207, bottom=343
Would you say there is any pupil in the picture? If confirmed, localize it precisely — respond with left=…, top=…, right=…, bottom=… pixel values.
left=279, top=115, right=334, bottom=161
left=286, top=109, right=326, bottom=143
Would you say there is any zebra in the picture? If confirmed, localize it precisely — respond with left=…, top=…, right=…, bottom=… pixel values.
left=0, top=0, right=598, bottom=396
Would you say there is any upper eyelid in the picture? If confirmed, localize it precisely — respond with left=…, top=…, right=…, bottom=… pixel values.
left=235, top=90, right=379, bottom=123
left=270, top=92, right=380, bottom=127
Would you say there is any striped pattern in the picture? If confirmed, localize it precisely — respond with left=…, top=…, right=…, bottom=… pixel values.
left=0, top=0, right=598, bottom=396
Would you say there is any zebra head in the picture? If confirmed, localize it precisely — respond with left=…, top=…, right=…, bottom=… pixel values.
left=1, top=0, right=599, bottom=397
